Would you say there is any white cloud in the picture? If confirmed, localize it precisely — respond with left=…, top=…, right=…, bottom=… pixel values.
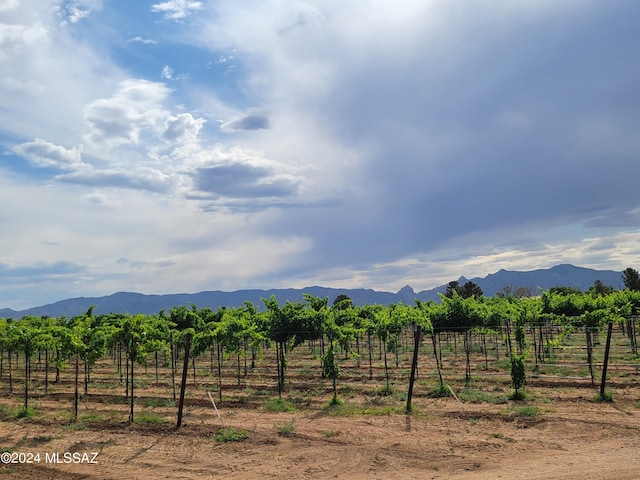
left=83, top=79, right=172, bottom=147
left=161, top=65, right=173, bottom=80
left=12, top=138, right=86, bottom=170
left=55, top=166, right=173, bottom=193
left=55, top=1, right=103, bottom=26
left=83, top=192, right=115, bottom=206
left=129, top=36, right=157, bottom=45
left=66, top=5, right=91, bottom=24
left=151, top=0, right=203, bottom=20
left=162, top=113, right=204, bottom=143
left=0, top=23, right=48, bottom=58
left=0, top=0, right=19, bottom=13
left=0, top=1, right=125, bottom=144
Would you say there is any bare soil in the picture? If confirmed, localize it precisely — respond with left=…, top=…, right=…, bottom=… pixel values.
left=2, top=384, right=640, bottom=480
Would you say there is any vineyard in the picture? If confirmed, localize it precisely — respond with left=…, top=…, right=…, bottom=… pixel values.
left=2, top=289, right=640, bottom=479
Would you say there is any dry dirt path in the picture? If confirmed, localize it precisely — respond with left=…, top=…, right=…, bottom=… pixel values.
left=3, top=396, right=640, bottom=479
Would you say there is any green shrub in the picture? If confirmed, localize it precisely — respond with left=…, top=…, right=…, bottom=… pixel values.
left=215, top=427, right=248, bottom=442
left=509, top=352, right=527, bottom=398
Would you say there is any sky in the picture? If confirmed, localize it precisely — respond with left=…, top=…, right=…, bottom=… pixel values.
left=2, top=0, right=640, bottom=310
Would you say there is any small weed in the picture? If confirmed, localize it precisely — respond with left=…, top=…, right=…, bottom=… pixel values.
left=29, top=436, right=54, bottom=445
left=427, top=384, right=452, bottom=398
left=64, top=422, right=88, bottom=431
left=12, top=407, right=36, bottom=420
left=214, top=427, right=249, bottom=443
left=263, top=398, right=297, bottom=412
left=372, top=385, right=395, bottom=396
left=339, top=385, right=355, bottom=396
left=255, top=389, right=275, bottom=397
left=324, top=403, right=403, bottom=417
left=458, top=389, right=507, bottom=405
left=289, top=395, right=312, bottom=408
left=508, top=390, right=527, bottom=401
left=144, top=398, right=175, bottom=408
left=490, top=432, right=515, bottom=442
left=321, top=430, right=342, bottom=438
left=595, top=391, right=614, bottom=403
left=79, top=413, right=104, bottom=423
left=274, top=419, right=296, bottom=436
left=369, top=396, right=390, bottom=406
left=512, top=405, right=540, bottom=417
left=392, top=390, right=407, bottom=402
left=326, top=396, right=344, bottom=407
left=134, top=412, right=165, bottom=424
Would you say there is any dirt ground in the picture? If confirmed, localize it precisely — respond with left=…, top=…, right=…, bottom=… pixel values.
left=2, top=388, right=640, bottom=480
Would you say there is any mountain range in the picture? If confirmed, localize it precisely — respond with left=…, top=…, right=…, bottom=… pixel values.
left=0, top=264, right=625, bottom=318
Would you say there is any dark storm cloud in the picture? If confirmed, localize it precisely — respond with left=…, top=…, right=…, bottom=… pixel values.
left=0, top=260, right=84, bottom=279
left=266, top=1, right=640, bottom=271
left=192, top=162, right=299, bottom=200
left=221, top=114, right=270, bottom=132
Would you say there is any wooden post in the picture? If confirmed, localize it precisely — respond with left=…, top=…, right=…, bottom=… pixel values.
left=406, top=325, right=421, bottom=413
left=170, top=334, right=176, bottom=402
left=431, top=331, right=444, bottom=388
left=599, top=322, right=613, bottom=400
left=586, top=328, right=594, bottom=386
left=176, top=333, right=192, bottom=429
left=129, top=349, right=135, bottom=424
left=74, top=353, right=79, bottom=423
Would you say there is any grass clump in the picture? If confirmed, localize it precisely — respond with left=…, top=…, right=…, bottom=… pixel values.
left=134, top=412, right=165, bottom=424
left=596, top=391, right=614, bottom=403
left=458, top=388, right=508, bottom=405
left=215, top=427, right=249, bottom=443
left=263, top=398, right=297, bottom=412
left=324, top=403, right=403, bottom=417
left=508, top=390, right=527, bottom=401
left=511, top=405, right=540, bottom=417
left=372, top=385, right=395, bottom=396
left=12, top=407, right=36, bottom=420
left=427, top=384, right=452, bottom=398
left=274, top=419, right=296, bottom=436
left=144, top=398, right=175, bottom=408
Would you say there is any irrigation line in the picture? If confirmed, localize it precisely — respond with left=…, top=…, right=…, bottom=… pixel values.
left=447, top=385, right=465, bottom=412
left=207, top=391, right=225, bottom=427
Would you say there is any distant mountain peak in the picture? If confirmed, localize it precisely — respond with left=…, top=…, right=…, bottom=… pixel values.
left=0, top=264, right=625, bottom=317
left=397, top=285, right=415, bottom=295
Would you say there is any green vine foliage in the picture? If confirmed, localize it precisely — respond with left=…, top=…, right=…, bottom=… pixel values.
left=509, top=351, right=528, bottom=399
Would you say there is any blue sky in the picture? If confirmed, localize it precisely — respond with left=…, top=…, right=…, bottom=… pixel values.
left=2, top=0, right=640, bottom=309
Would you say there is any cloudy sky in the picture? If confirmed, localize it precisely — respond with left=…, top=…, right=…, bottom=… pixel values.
left=2, top=0, right=640, bottom=309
